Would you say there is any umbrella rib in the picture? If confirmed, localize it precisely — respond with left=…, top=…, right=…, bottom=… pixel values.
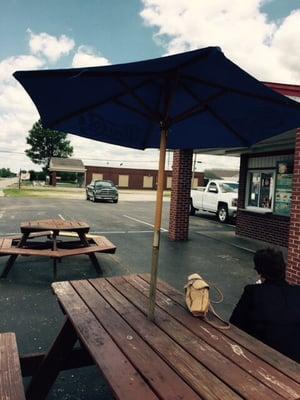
left=47, top=78, right=155, bottom=127
left=173, top=83, right=249, bottom=146
left=113, top=99, right=156, bottom=121
left=171, top=104, right=206, bottom=125
left=116, top=78, right=162, bottom=122
left=170, top=85, right=226, bottom=125
left=162, top=69, right=181, bottom=127
left=206, top=106, right=250, bottom=146
left=141, top=79, right=165, bottom=149
left=182, top=74, right=300, bottom=110
left=176, top=83, right=248, bottom=146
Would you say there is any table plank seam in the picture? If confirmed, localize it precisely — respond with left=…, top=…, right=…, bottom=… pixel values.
left=138, top=274, right=300, bottom=385
left=118, top=274, right=300, bottom=400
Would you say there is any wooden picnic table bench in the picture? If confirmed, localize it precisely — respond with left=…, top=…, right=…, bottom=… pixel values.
left=0, top=332, right=25, bottom=400
left=0, top=219, right=116, bottom=279
left=24, top=273, right=300, bottom=400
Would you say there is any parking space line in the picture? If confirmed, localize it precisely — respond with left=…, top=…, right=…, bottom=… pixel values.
left=127, top=230, right=153, bottom=233
left=123, top=215, right=168, bottom=232
left=90, top=230, right=161, bottom=234
left=58, top=214, right=65, bottom=220
left=91, top=231, right=127, bottom=234
left=195, top=231, right=255, bottom=253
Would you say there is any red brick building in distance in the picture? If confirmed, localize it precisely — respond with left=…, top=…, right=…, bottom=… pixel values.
left=85, top=165, right=204, bottom=190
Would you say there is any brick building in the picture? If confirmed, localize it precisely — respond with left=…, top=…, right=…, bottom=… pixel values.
left=232, top=82, right=300, bottom=284
left=86, top=165, right=204, bottom=190
left=169, top=81, right=300, bottom=285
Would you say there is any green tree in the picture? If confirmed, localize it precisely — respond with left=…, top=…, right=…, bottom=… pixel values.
left=0, top=168, right=16, bottom=178
left=25, top=120, right=73, bottom=172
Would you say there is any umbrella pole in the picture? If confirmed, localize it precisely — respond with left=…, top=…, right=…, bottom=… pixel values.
left=148, top=128, right=168, bottom=321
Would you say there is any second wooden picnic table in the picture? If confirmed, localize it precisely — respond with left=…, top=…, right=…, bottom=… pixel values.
left=0, top=219, right=116, bottom=279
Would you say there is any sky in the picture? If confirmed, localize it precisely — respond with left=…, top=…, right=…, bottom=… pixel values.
left=1, top=0, right=300, bottom=174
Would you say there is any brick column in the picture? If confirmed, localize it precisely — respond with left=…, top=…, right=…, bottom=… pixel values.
left=51, top=171, right=57, bottom=186
left=235, top=153, right=248, bottom=236
left=168, top=149, right=193, bottom=241
left=287, top=128, right=300, bottom=284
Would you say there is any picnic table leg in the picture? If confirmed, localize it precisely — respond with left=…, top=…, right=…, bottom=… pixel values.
left=0, top=233, right=29, bottom=279
left=53, top=259, right=57, bottom=280
left=26, top=317, right=78, bottom=400
left=77, top=232, right=102, bottom=274
left=52, top=231, right=58, bottom=279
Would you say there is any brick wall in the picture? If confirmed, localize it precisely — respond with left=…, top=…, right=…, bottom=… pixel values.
left=287, top=129, right=300, bottom=284
left=236, top=210, right=290, bottom=247
left=85, top=165, right=203, bottom=190
left=168, top=150, right=193, bottom=241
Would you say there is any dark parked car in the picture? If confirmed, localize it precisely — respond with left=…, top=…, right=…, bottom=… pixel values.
left=86, top=180, right=118, bottom=203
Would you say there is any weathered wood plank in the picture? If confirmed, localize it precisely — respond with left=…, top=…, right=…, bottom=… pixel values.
left=109, top=275, right=295, bottom=400
left=141, top=273, right=300, bottom=385
left=0, top=332, right=25, bottom=400
left=52, top=281, right=159, bottom=400
left=21, top=220, right=89, bottom=233
left=72, top=279, right=202, bottom=400
left=91, top=278, right=241, bottom=400
left=2, top=238, right=13, bottom=248
left=135, top=274, right=300, bottom=397
left=0, top=248, right=60, bottom=257
left=0, top=243, right=115, bottom=257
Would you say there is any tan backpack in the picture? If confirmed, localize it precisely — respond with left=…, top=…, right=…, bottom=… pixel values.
left=185, top=273, right=230, bottom=329
left=185, top=273, right=210, bottom=317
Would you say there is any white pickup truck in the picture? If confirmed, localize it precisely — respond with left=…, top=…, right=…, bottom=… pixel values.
left=190, top=180, right=239, bottom=223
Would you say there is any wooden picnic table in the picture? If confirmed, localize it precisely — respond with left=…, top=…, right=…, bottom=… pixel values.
left=24, top=273, right=300, bottom=400
left=0, top=219, right=116, bottom=279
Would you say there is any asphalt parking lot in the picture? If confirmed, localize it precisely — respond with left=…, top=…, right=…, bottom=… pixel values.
left=0, top=197, right=263, bottom=399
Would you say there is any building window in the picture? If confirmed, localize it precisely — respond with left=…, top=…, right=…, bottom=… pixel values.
left=143, top=176, right=153, bottom=188
left=166, top=176, right=172, bottom=189
left=92, top=173, right=103, bottom=181
left=118, top=175, right=129, bottom=187
left=246, top=170, right=275, bottom=211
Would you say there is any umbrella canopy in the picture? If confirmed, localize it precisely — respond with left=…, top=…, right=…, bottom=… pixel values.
left=14, top=47, right=300, bottom=320
left=14, top=46, right=300, bottom=151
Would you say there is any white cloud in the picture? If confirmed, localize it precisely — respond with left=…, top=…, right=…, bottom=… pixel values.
left=28, top=30, right=75, bottom=63
left=140, top=0, right=300, bottom=84
left=72, top=45, right=111, bottom=67
left=0, top=55, right=44, bottom=82
left=0, top=51, right=43, bottom=171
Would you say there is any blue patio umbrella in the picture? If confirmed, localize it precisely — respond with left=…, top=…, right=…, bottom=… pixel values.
left=14, top=47, right=300, bottom=319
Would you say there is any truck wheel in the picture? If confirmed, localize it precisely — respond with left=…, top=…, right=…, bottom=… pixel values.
left=217, top=204, right=228, bottom=223
left=190, top=199, right=196, bottom=216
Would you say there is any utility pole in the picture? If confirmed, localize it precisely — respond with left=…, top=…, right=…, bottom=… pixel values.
left=191, top=153, right=197, bottom=188
left=18, top=169, right=21, bottom=190
left=191, top=153, right=202, bottom=188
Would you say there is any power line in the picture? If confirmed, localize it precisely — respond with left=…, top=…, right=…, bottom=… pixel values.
left=0, top=150, right=162, bottom=163
left=0, top=150, right=25, bottom=155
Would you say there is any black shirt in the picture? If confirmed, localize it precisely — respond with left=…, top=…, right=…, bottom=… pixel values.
left=230, top=280, right=300, bottom=362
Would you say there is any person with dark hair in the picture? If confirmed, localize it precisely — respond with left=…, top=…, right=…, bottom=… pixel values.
left=230, top=248, right=300, bottom=362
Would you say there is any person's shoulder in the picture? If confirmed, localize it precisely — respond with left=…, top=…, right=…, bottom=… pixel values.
left=242, top=284, right=257, bottom=295
left=289, top=284, right=300, bottom=297
left=290, top=284, right=300, bottom=291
